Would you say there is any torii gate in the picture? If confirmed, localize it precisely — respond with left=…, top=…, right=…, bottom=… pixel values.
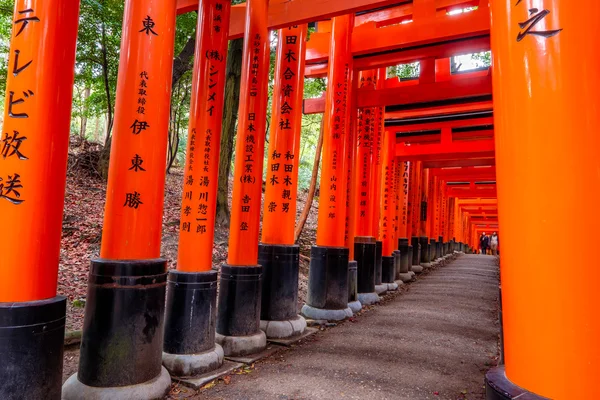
left=0, top=1, right=597, bottom=400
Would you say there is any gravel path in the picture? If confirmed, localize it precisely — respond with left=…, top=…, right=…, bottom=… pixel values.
left=191, top=255, right=500, bottom=400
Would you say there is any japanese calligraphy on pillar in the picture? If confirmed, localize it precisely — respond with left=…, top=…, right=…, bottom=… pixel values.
left=380, top=130, right=397, bottom=255
left=370, top=68, right=386, bottom=239
left=0, top=6, right=40, bottom=205
left=0, top=1, right=80, bottom=302
left=354, top=71, right=377, bottom=236
left=178, top=0, right=230, bottom=271
left=227, top=0, right=270, bottom=265
left=392, top=157, right=401, bottom=241
left=99, top=0, right=177, bottom=260
left=514, top=0, right=562, bottom=42
left=396, top=161, right=409, bottom=239
left=316, top=14, right=353, bottom=248
left=262, top=25, right=307, bottom=245
left=344, top=89, right=356, bottom=248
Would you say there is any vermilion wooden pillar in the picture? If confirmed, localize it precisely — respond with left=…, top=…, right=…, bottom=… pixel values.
left=486, top=1, right=600, bottom=399
left=0, top=1, right=80, bottom=398
left=216, top=0, right=270, bottom=357
left=379, top=130, right=399, bottom=289
left=63, top=0, right=178, bottom=398
left=410, top=161, right=423, bottom=269
left=353, top=69, right=381, bottom=303
left=345, top=70, right=361, bottom=314
left=303, top=14, right=354, bottom=321
left=162, top=0, right=231, bottom=378
left=420, top=168, right=431, bottom=265
left=259, top=24, right=308, bottom=339
left=396, top=160, right=413, bottom=280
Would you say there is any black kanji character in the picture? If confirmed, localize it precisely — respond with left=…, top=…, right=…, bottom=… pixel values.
left=268, top=202, right=277, bottom=212
left=279, top=118, right=291, bottom=130
left=286, top=35, right=297, bottom=45
left=139, top=15, right=158, bottom=36
left=284, top=49, right=297, bottom=63
left=280, top=102, right=293, bottom=114
left=283, top=67, right=295, bottom=80
left=124, top=191, right=143, bottom=209
left=1, top=131, right=27, bottom=160
left=0, top=173, right=24, bottom=204
left=129, top=154, right=146, bottom=172
left=130, top=119, right=150, bottom=134
left=282, top=84, right=294, bottom=97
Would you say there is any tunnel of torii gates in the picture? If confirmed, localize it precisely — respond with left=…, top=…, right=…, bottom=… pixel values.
left=0, top=0, right=597, bottom=399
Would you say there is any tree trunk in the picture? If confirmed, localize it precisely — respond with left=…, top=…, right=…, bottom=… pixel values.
left=93, top=116, right=101, bottom=143
left=294, top=119, right=324, bottom=242
left=98, top=20, right=115, bottom=179
left=80, top=87, right=91, bottom=139
left=172, top=33, right=196, bottom=90
left=216, top=38, right=243, bottom=228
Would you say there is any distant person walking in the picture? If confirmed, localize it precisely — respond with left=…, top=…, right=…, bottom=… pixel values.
left=490, top=232, right=499, bottom=255
left=480, top=232, right=489, bottom=255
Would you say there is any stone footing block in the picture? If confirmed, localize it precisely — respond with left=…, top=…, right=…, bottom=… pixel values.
left=301, top=304, right=352, bottom=321
left=215, top=331, right=267, bottom=358
left=62, top=367, right=171, bottom=400
left=162, top=344, right=224, bottom=377
left=358, top=292, right=381, bottom=305
left=348, top=300, right=362, bottom=314
left=260, top=315, right=307, bottom=339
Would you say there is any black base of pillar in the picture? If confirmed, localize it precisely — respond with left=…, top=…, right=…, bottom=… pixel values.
left=392, top=250, right=400, bottom=280
left=347, top=260, right=362, bottom=313
left=381, top=256, right=395, bottom=283
left=437, top=237, right=443, bottom=259
left=217, top=265, right=263, bottom=337
left=355, top=239, right=376, bottom=294
left=258, top=244, right=299, bottom=321
left=398, top=238, right=410, bottom=274
left=485, top=366, right=548, bottom=399
left=374, top=241, right=383, bottom=285
left=216, top=264, right=267, bottom=356
left=164, top=270, right=217, bottom=355
left=75, top=259, right=168, bottom=388
left=163, top=270, right=222, bottom=377
left=411, top=236, right=421, bottom=265
left=407, top=245, right=414, bottom=269
left=348, top=260, right=358, bottom=303
left=429, top=238, right=437, bottom=261
left=0, top=296, right=66, bottom=400
left=303, top=246, right=352, bottom=320
left=305, top=246, right=349, bottom=310
left=420, top=237, right=430, bottom=263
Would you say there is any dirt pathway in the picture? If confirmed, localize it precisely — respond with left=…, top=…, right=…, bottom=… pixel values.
left=188, top=255, right=500, bottom=400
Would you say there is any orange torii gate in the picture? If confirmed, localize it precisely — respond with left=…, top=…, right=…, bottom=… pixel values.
left=1, top=1, right=597, bottom=399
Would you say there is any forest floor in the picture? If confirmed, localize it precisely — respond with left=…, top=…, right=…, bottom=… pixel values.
left=59, top=166, right=318, bottom=333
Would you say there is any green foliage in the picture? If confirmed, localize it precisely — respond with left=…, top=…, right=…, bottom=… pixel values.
left=387, top=62, right=420, bottom=80
left=470, top=51, right=491, bottom=68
